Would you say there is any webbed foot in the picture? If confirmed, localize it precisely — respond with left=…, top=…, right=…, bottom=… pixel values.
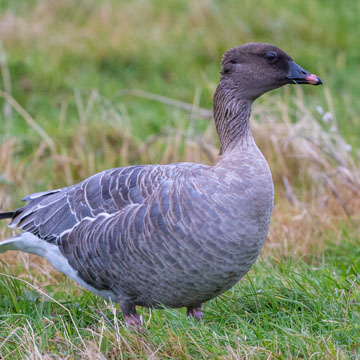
left=186, top=304, right=203, bottom=320
left=120, top=301, right=142, bottom=328
left=124, top=313, right=142, bottom=327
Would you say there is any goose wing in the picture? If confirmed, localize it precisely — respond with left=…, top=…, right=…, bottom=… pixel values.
left=57, top=162, right=214, bottom=297
left=10, top=163, right=207, bottom=244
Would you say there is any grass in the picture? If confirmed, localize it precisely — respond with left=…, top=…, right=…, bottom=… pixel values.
left=0, top=0, right=359, bottom=358
left=0, top=0, right=360, bottom=147
left=0, top=239, right=359, bottom=358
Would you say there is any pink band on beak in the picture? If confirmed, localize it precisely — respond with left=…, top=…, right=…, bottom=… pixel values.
left=305, top=74, right=321, bottom=85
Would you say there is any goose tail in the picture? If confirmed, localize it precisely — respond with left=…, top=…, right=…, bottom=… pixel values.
left=0, top=212, right=14, bottom=220
left=0, top=233, right=49, bottom=256
left=0, top=236, right=24, bottom=254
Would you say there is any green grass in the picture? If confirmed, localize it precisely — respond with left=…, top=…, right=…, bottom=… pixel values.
left=0, top=239, right=359, bottom=358
left=0, top=0, right=360, bottom=149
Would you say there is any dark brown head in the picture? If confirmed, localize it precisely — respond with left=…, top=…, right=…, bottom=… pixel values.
left=220, top=43, right=322, bottom=101
left=214, top=43, right=322, bottom=154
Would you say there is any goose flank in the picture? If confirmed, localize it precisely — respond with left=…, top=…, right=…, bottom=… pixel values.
left=0, top=43, right=322, bottom=325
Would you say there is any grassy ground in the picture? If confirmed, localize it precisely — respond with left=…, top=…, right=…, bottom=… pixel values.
left=0, top=0, right=359, bottom=358
left=0, top=240, right=359, bottom=359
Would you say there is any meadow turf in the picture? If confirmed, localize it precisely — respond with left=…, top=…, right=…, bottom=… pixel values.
left=0, top=0, right=359, bottom=358
left=0, top=233, right=359, bottom=358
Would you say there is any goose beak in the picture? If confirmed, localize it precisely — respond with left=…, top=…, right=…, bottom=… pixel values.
left=286, top=61, right=322, bottom=85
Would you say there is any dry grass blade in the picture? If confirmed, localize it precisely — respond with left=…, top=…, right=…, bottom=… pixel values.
left=0, top=90, right=56, bottom=153
left=0, top=327, right=21, bottom=349
left=118, top=89, right=213, bottom=119
left=343, top=275, right=358, bottom=326
left=282, top=176, right=299, bottom=206
left=0, top=40, right=12, bottom=119
left=0, top=272, right=86, bottom=350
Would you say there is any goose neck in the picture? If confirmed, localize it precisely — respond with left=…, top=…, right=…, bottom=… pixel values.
left=213, top=84, right=253, bottom=155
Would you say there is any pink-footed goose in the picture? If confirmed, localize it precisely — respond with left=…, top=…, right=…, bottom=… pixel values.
left=0, top=43, right=322, bottom=326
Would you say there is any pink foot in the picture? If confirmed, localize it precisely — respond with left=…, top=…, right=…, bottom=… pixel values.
left=124, top=313, right=142, bottom=327
left=186, top=305, right=203, bottom=320
left=121, top=302, right=142, bottom=328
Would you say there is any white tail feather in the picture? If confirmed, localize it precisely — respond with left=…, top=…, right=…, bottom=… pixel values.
left=0, top=232, right=117, bottom=301
left=0, top=237, right=25, bottom=253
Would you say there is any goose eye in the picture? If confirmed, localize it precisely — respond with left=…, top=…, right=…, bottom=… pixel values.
left=265, top=51, right=277, bottom=62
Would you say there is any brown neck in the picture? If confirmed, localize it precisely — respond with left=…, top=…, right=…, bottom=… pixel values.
left=213, top=82, right=253, bottom=155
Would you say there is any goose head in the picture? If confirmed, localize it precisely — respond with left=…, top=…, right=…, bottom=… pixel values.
left=214, top=43, right=322, bottom=154
left=220, top=42, right=322, bottom=101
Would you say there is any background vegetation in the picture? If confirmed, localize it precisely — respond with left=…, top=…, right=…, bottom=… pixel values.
left=0, top=0, right=359, bottom=358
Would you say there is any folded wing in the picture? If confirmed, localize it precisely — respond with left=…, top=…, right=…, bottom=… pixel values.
left=8, top=164, right=181, bottom=243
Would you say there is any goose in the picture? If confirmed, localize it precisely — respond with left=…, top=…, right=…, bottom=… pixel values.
left=0, top=43, right=322, bottom=326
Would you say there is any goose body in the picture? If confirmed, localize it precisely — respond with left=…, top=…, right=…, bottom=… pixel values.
left=0, top=43, right=321, bottom=324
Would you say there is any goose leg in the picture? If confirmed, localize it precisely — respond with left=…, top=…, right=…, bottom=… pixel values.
left=186, top=304, right=203, bottom=320
left=120, top=302, right=142, bottom=327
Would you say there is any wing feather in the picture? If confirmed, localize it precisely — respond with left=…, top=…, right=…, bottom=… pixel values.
left=9, top=163, right=207, bottom=246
